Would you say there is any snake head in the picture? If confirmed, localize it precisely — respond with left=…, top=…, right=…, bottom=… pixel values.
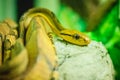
left=60, top=30, right=91, bottom=46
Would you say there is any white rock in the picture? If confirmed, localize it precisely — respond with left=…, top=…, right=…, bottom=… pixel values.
left=53, top=38, right=115, bottom=80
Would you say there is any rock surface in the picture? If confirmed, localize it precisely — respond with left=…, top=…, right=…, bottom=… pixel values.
left=53, top=37, right=115, bottom=80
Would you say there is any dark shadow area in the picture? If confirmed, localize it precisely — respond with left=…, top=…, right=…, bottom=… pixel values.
left=17, top=0, right=33, bottom=22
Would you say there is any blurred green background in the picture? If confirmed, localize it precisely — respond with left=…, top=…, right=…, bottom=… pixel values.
left=0, top=0, right=119, bottom=80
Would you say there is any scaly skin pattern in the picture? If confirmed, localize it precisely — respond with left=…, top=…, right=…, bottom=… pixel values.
left=19, top=8, right=91, bottom=46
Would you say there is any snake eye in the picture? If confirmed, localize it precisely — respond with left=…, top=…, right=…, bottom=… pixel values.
left=73, top=34, right=80, bottom=40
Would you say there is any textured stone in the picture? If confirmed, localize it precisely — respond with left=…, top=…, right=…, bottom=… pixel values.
left=53, top=37, right=115, bottom=80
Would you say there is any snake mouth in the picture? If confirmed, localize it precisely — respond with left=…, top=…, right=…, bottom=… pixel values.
left=60, top=33, right=72, bottom=37
left=60, top=33, right=81, bottom=40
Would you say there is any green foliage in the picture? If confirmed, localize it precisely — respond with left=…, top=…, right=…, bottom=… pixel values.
left=57, top=5, right=87, bottom=32
left=0, top=0, right=17, bottom=21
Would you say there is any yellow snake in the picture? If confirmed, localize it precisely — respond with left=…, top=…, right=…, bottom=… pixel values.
left=19, top=8, right=90, bottom=46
